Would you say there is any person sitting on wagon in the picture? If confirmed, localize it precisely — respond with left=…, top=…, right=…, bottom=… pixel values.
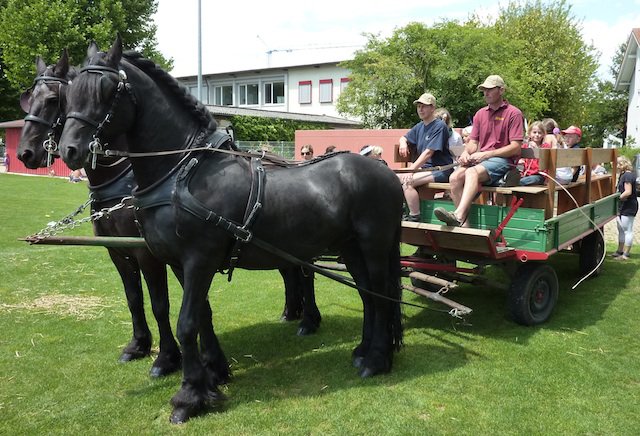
left=434, top=75, right=524, bottom=227
left=555, top=125, right=583, bottom=184
left=519, top=121, right=552, bottom=186
left=397, top=92, right=454, bottom=222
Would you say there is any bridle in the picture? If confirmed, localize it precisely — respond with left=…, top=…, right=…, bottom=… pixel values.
left=22, top=75, right=69, bottom=166
left=66, top=64, right=136, bottom=169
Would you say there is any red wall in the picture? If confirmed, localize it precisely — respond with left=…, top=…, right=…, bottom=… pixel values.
left=4, top=126, right=72, bottom=176
left=295, top=129, right=408, bottom=169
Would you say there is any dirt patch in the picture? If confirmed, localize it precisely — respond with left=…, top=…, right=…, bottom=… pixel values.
left=0, top=294, right=111, bottom=320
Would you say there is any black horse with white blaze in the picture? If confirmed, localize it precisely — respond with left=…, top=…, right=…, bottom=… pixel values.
left=57, top=36, right=404, bottom=423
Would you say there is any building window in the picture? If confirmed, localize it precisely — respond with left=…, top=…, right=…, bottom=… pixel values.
left=239, top=83, right=259, bottom=105
left=299, top=80, right=312, bottom=104
left=189, top=85, right=209, bottom=104
left=264, top=81, right=285, bottom=104
left=340, top=77, right=350, bottom=94
left=319, top=79, right=333, bottom=103
left=213, top=85, right=233, bottom=106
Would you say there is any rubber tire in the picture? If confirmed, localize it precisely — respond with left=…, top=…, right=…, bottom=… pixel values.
left=508, top=263, right=559, bottom=326
left=579, top=230, right=605, bottom=278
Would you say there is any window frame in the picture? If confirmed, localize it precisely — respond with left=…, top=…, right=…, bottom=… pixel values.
left=319, top=79, right=333, bottom=103
left=298, top=80, right=312, bottom=104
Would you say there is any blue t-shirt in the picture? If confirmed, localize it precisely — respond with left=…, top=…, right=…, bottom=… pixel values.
left=404, top=119, right=453, bottom=168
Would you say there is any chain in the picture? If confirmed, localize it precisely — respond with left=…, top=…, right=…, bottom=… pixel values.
left=29, top=196, right=133, bottom=239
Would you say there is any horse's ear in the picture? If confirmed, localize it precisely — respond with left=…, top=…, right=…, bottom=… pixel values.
left=53, top=49, right=69, bottom=79
left=106, top=34, right=123, bottom=67
left=35, top=56, right=46, bottom=75
left=86, top=40, right=99, bottom=62
left=20, top=90, right=32, bottom=113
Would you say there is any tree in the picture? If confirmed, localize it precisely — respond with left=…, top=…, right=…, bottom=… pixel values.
left=0, top=0, right=170, bottom=116
left=230, top=116, right=325, bottom=141
left=338, top=21, right=530, bottom=129
left=494, top=0, right=598, bottom=124
left=582, top=43, right=630, bottom=148
left=337, top=1, right=598, bottom=131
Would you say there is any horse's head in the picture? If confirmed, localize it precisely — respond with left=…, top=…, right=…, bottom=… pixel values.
left=17, top=50, right=72, bottom=169
left=59, top=35, right=136, bottom=170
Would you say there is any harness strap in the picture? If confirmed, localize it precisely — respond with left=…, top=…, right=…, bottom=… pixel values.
left=227, top=157, right=266, bottom=280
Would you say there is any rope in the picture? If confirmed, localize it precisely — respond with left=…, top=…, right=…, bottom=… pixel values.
left=538, top=171, right=607, bottom=289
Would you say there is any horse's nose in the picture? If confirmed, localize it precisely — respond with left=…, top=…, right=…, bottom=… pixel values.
left=62, top=144, right=82, bottom=168
left=18, top=148, right=32, bottom=164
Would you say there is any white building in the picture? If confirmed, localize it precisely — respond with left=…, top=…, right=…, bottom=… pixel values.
left=615, top=28, right=640, bottom=147
left=176, top=59, right=359, bottom=127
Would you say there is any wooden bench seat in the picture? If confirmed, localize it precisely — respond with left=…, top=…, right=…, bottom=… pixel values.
left=395, top=144, right=617, bottom=219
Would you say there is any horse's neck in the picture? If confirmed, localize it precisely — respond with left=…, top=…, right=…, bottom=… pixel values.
left=84, top=158, right=131, bottom=187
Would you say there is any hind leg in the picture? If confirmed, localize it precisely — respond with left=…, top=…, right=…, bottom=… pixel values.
left=342, top=241, right=400, bottom=377
left=108, top=250, right=152, bottom=362
left=279, top=267, right=303, bottom=321
left=340, top=243, right=375, bottom=369
left=140, top=257, right=181, bottom=377
left=297, top=267, right=321, bottom=336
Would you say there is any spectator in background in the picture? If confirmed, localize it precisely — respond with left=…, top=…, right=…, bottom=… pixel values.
left=300, top=144, right=314, bottom=161
left=435, top=108, right=463, bottom=147
left=324, top=145, right=336, bottom=154
left=612, top=156, right=638, bottom=260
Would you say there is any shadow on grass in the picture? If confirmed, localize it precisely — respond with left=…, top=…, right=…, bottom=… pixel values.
left=402, top=251, right=638, bottom=341
left=121, top=313, right=472, bottom=413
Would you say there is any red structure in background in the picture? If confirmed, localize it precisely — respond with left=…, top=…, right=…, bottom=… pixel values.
left=295, top=129, right=409, bottom=169
left=0, top=120, right=72, bottom=177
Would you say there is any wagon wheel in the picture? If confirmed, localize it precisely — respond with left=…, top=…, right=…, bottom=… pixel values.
left=508, top=263, right=559, bottom=326
left=579, top=230, right=605, bottom=278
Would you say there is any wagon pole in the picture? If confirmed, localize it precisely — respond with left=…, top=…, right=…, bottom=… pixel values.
left=20, top=235, right=147, bottom=248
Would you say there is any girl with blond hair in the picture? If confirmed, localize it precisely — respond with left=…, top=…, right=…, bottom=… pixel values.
left=612, top=156, right=638, bottom=260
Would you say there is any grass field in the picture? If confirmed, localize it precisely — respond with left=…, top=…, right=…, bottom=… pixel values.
left=1, top=172, right=639, bottom=435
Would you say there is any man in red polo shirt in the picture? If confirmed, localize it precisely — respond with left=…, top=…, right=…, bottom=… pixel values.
left=434, top=75, right=524, bottom=227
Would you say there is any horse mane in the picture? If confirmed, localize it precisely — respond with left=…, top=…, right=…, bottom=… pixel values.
left=121, top=50, right=217, bottom=135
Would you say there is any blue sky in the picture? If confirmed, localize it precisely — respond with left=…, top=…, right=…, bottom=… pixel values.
left=154, top=0, right=639, bottom=80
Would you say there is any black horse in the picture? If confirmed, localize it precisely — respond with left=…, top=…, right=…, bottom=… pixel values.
left=58, top=36, right=404, bottom=423
left=17, top=48, right=322, bottom=337
left=17, top=51, right=182, bottom=377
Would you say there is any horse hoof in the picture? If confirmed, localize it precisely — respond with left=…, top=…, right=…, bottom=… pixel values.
left=169, top=407, right=191, bottom=424
left=352, top=356, right=365, bottom=369
left=149, top=363, right=181, bottom=378
left=296, top=326, right=317, bottom=336
left=359, top=367, right=376, bottom=378
left=119, top=352, right=144, bottom=363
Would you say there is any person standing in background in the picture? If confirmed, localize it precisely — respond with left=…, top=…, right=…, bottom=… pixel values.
left=300, top=145, right=314, bottom=161
left=612, top=156, right=638, bottom=261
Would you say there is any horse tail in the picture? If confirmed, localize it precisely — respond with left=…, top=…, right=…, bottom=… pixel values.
left=389, top=222, right=404, bottom=351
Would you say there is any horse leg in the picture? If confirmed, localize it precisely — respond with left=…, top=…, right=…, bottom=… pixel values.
left=198, top=298, right=231, bottom=385
left=170, top=266, right=225, bottom=424
left=296, top=267, right=321, bottom=336
left=139, top=257, right=181, bottom=377
left=279, top=267, right=303, bottom=321
left=340, top=243, right=375, bottom=370
left=108, top=250, right=152, bottom=362
left=354, top=235, right=403, bottom=378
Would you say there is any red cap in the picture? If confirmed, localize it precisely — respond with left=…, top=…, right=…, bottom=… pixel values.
left=561, top=126, right=582, bottom=137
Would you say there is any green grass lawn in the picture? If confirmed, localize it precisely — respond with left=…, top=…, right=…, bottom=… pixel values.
left=1, top=172, right=639, bottom=435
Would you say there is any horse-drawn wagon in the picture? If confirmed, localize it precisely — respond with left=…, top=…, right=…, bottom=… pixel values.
left=397, top=145, right=619, bottom=325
